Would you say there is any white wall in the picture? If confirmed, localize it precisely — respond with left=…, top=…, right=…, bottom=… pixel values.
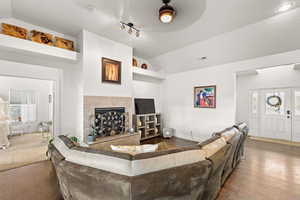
left=163, top=67, right=235, bottom=141
left=163, top=50, right=300, bottom=142
left=0, top=76, right=53, bottom=123
left=237, top=65, right=300, bottom=124
left=0, top=1, right=11, bottom=18
left=82, top=30, right=133, bottom=97
left=132, top=57, right=164, bottom=114
left=132, top=79, right=163, bottom=113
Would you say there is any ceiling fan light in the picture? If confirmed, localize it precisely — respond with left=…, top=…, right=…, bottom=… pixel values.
left=159, top=3, right=175, bottom=23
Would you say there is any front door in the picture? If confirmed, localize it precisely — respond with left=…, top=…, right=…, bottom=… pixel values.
left=260, top=88, right=292, bottom=140
left=249, top=88, right=292, bottom=141
left=249, top=88, right=300, bottom=142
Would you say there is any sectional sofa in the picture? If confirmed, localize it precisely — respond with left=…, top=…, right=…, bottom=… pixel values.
left=49, top=123, right=248, bottom=200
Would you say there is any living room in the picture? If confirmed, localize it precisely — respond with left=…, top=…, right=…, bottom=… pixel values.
left=0, top=0, right=300, bottom=200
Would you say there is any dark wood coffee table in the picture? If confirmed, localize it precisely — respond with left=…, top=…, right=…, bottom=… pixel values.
left=141, top=136, right=198, bottom=151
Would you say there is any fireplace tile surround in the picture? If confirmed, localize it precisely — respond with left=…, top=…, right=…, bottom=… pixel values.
left=84, top=96, right=133, bottom=143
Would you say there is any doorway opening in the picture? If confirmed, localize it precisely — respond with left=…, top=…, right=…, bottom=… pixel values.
left=0, top=76, right=55, bottom=171
left=236, top=64, right=300, bottom=143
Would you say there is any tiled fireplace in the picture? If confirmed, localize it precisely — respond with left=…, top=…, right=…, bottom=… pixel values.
left=84, top=96, right=132, bottom=143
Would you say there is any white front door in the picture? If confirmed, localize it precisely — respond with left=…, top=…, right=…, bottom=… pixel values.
left=259, top=88, right=292, bottom=140
left=292, top=88, right=300, bottom=142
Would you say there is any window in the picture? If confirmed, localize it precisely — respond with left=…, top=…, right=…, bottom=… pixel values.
left=251, top=92, right=258, bottom=114
left=8, top=89, right=37, bottom=122
left=295, top=91, right=300, bottom=116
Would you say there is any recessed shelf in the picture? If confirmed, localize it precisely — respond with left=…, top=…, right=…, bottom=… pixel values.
left=132, top=67, right=165, bottom=81
left=0, top=34, right=79, bottom=63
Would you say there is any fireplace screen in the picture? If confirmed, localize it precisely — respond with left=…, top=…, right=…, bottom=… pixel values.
left=95, top=107, right=126, bottom=137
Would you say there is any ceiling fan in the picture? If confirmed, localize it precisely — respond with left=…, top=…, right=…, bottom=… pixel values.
left=159, top=0, right=176, bottom=24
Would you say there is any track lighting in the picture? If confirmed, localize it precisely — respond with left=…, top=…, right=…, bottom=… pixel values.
left=120, top=22, right=140, bottom=38
left=120, top=23, right=126, bottom=30
left=128, top=27, right=133, bottom=34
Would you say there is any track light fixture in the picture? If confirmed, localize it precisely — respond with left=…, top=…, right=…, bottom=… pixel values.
left=120, top=22, right=140, bottom=38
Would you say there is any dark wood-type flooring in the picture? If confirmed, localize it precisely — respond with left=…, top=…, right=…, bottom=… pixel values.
left=218, top=139, right=300, bottom=200
left=0, top=138, right=299, bottom=200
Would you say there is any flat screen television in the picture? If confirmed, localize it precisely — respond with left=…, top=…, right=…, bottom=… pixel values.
left=134, top=98, right=156, bottom=114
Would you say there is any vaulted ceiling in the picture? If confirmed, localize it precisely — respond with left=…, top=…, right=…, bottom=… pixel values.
left=2, top=0, right=300, bottom=73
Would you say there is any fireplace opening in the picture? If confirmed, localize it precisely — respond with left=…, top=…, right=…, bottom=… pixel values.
left=94, top=107, right=126, bottom=137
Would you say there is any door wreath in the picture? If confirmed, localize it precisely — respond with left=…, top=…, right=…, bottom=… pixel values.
left=266, top=95, right=282, bottom=111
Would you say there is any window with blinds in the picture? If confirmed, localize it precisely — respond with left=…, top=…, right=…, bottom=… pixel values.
left=8, top=89, right=37, bottom=122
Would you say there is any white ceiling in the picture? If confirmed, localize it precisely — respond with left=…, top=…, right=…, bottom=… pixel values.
left=151, top=8, right=300, bottom=73
left=9, top=0, right=299, bottom=60
left=0, top=1, right=12, bottom=18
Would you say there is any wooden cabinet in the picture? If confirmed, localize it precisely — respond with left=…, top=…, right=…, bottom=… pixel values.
left=133, top=113, right=161, bottom=141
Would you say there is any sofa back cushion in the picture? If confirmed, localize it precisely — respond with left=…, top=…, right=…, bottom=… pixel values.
left=201, top=137, right=227, bottom=158
left=220, top=128, right=239, bottom=142
left=235, top=122, right=249, bottom=134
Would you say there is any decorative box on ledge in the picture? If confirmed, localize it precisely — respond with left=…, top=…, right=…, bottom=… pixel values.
left=133, top=113, right=161, bottom=141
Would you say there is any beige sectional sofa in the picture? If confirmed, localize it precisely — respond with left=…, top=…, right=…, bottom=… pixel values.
left=49, top=123, right=248, bottom=200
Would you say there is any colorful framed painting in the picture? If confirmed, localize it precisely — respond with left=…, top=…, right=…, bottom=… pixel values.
left=102, top=57, right=121, bottom=84
left=194, top=85, right=216, bottom=108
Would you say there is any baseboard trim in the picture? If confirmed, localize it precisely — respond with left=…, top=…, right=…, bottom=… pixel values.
left=249, top=136, right=300, bottom=147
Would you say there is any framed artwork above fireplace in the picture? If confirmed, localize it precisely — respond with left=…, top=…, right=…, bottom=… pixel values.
left=102, top=57, right=121, bottom=84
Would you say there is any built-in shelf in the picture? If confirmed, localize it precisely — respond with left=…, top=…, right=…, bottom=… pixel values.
left=133, top=113, right=162, bottom=141
left=0, top=34, right=79, bottom=63
left=132, top=67, right=165, bottom=81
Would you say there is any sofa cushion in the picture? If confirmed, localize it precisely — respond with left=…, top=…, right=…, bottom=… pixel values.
left=201, top=137, right=227, bottom=158
left=198, top=135, right=221, bottom=147
left=110, top=144, right=159, bottom=155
